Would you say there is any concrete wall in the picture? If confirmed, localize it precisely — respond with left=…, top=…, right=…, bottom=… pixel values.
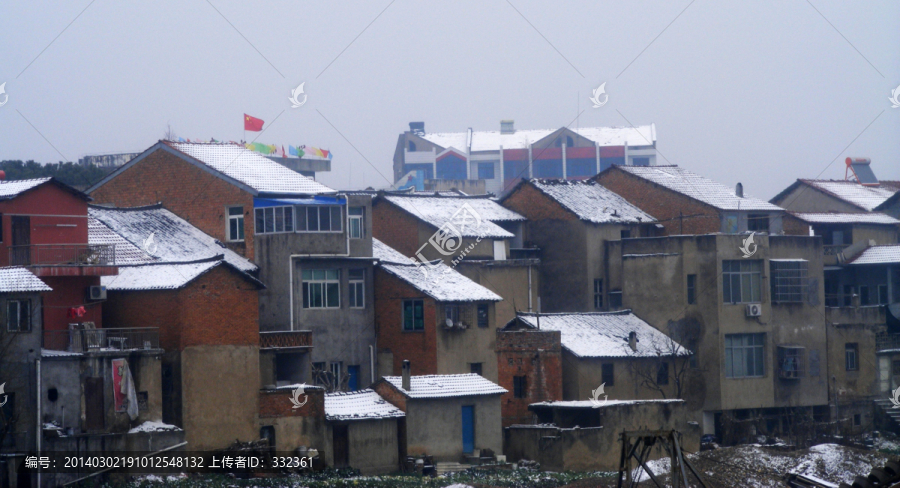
left=258, top=387, right=327, bottom=455
left=327, top=419, right=400, bottom=474
left=772, top=183, right=866, bottom=213
left=435, top=302, right=499, bottom=381
left=563, top=353, right=682, bottom=402
left=405, top=395, right=503, bottom=461
left=0, top=292, right=42, bottom=451
left=456, top=261, right=539, bottom=324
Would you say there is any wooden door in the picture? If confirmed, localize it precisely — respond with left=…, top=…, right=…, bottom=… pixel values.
left=332, top=424, right=349, bottom=467
left=10, top=216, right=30, bottom=265
left=84, top=377, right=105, bottom=431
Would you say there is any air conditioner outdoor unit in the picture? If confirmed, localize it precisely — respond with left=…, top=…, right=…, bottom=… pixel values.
left=746, top=303, right=762, bottom=317
left=88, top=285, right=107, bottom=301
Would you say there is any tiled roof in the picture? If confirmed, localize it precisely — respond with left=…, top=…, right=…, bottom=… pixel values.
left=89, top=205, right=256, bottom=273
left=789, top=212, right=900, bottom=225
left=164, top=142, right=336, bottom=195
left=514, top=311, right=689, bottom=358
left=419, top=125, right=655, bottom=152
left=101, top=260, right=222, bottom=291
left=531, top=399, right=684, bottom=409
left=615, top=166, right=782, bottom=211
left=374, top=239, right=502, bottom=302
left=527, top=179, right=656, bottom=224
left=0, top=178, right=52, bottom=199
left=0, top=267, right=52, bottom=293
left=382, top=194, right=524, bottom=239
left=88, top=217, right=156, bottom=265
left=382, top=374, right=507, bottom=399
left=325, top=389, right=405, bottom=421
left=799, top=180, right=897, bottom=211
left=848, top=245, right=900, bottom=265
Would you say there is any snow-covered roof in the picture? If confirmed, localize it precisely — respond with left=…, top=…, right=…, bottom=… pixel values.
left=325, top=389, right=406, bottom=422
left=848, top=245, right=900, bottom=265
left=374, top=239, right=501, bottom=302
left=89, top=205, right=256, bottom=273
left=789, top=212, right=900, bottom=225
left=41, top=348, right=82, bottom=358
left=0, top=267, right=51, bottom=293
left=88, top=217, right=156, bottom=265
left=382, top=374, right=507, bottom=399
left=530, top=399, right=683, bottom=409
left=0, top=177, right=52, bottom=199
left=797, top=180, right=898, bottom=211
left=101, top=260, right=224, bottom=291
left=382, top=194, right=524, bottom=239
left=614, top=166, right=782, bottom=211
left=526, top=179, right=657, bottom=224
left=419, top=125, right=655, bottom=153
left=513, top=311, right=689, bottom=358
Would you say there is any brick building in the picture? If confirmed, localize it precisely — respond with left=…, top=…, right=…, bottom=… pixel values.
left=494, top=327, right=562, bottom=427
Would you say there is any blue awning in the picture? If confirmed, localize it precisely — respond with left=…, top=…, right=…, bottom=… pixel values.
left=254, top=196, right=346, bottom=208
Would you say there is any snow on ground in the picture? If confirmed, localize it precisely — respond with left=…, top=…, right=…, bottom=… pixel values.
left=442, top=485, right=474, bottom=488
left=128, top=420, right=182, bottom=433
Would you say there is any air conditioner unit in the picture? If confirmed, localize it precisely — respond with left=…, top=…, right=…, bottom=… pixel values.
left=746, top=303, right=762, bottom=317
left=88, top=285, right=107, bottom=301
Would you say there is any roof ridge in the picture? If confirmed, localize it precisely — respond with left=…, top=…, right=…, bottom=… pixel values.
left=518, top=310, right=633, bottom=317
left=89, top=202, right=164, bottom=211
left=115, top=255, right=224, bottom=267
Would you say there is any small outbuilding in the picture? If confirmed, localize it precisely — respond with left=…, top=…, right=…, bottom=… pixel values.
left=324, top=389, right=405, bottom=474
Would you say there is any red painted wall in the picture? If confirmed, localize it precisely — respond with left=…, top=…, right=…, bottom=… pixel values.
left=41, top=276, right=102, bottom=332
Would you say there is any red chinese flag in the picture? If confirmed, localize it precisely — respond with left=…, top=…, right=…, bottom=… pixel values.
left=244, top=114, right=264, bottom=131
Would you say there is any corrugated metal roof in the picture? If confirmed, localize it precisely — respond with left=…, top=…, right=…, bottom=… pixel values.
left=0, top=267, right=52, bottom=293
left=528, top=179, right=656, bottom=224
left=616, top=166, right=782, bottom=211
left=382, top=374, right=507, bottom=399
left=848, top=245, right=900, bottom=265
left=325, top=389, right=405, bottom=421
left=420, top=125, right=655, bottom=152
left=516, top=311, right=689, bottom=358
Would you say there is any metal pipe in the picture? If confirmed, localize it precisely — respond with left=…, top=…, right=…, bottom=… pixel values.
left=369, top=344, right=375, bottom=384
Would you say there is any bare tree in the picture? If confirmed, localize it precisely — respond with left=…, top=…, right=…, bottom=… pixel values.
left=628, top=318, right=704, bottom=400
left=163, top=123, right=177, bottom=141
left=311, top=365, right=351, bottom=393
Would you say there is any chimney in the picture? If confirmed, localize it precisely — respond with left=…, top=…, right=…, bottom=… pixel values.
left=500, top=120, right=515, bottom=134
left=401, top=360, right=411, bottom=391
left=735, top=182, right=744, bottom=198
left=409, top=122, right=425, bottom=136
left=628, top=331, right=638, bottom=352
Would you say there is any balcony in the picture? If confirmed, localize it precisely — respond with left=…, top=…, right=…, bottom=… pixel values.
left=43, top=327, right=159, bottom=354
left=260, top=330, right=313, bottom=351
left=876, top=333, right=900, bottom=353
left=10, top=243, right=115, bottom=266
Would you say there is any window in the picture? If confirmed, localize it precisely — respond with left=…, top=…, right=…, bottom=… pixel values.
left=227, top=206, right=245, bottom=241
left=348, top=207, right=365, bottom=239
left=408, top=141, right=416, bottom=152
left=747, top=214, right=769, bottom=232
left=879, top=285, right=889, bottom=305
left=725, top=333, right=765, bottom=378
left=608, top=291, right=623, bottom=309
left=403, top=300, right=424, bottom=331
left=601, top=363, right=614, bottom=386
left=477, top=303, right=489, bottom=328
left=687, top=274, right=696, bottom=305
left=854, top=413, right=861, bottom=426
left=296, top=206, right=342, bottom=232
left=7, top=299, right=31, bottom=332
left=470, top=363, right=483, bottom=376
left=845, top=343, right=859, bottom=371
left=513, top=376, right=527, bottom=398
left=254, top=206, right=294, bottom=234
left=443, top=304, right=463, bottom=326
left=593, top=279, right=603, bottom=309
left=330, top=362, right=343, bottom=390
left=478, top=162, right=495, bottom=180
left=843, top=285, right=854, bottom=307
left=778, top=347, right=804, bottom=379
left=632, top=157, right=650, bottom=166
left=770, top=260, right=808, bottom=303
left=723, top=260, right=761, bottom=303
left=620, top=229, right=631, bottom=239
left=860, top=286, right=870, bottom=306
left=302, top=269, right=340, bottom=308
left=349, top=269, right=365, bottom=308
left=657, top=362, right=669, bottom=385
left=312, top=362, right=327, bottom=387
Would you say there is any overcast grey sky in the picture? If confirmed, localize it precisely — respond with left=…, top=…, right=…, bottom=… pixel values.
left=1, top=1, right=898, bottom=198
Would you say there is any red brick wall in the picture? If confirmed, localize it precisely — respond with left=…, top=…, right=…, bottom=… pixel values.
left=41, top=276, right=103, bottom=332
left=595, top=168, right=719, bottom=235
left=373, top=268, right=438, bottom=376
left=372, top=381, right=408, bottom=411
left=501, top=182, right=578, bottom=222
left=259, top=388, right=325, bottom=419
left=89, top=148, right=256, bottom=259
left=496, top=330, right=562, bottom=427
left=371, top=199, right=423, bottom=258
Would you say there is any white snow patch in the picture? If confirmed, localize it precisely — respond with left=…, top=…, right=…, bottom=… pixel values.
left=128, top=420, right=181, bottom=433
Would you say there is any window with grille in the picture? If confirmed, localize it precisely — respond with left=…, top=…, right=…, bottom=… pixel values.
left=227, top=206, right=245, bottom=241
left=254, top=206, right=294, bottom=234
left=349, top=269, right=365, bottom=308
left=302, top=269, right=340, bottom=308
left=770, top=260, right=808, bottom=303
left=777, top=346, right=805, bottom=379
left=7, top=299, right=31, bottom=332
left=477, top=303, right=489, bottom=328
left=723, top=260, right=761, bottom=303
left=725, top=333, right=765, bottom=378
left=593, top=279, right=603, bottom=309
left=845, top=343, right=859, bottom=371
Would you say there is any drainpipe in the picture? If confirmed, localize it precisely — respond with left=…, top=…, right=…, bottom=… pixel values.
left=527, top=265, right=533, bottom=312
left=36, top=357, right=41, bottom=488
left=369, top=344, right=375, bottom=384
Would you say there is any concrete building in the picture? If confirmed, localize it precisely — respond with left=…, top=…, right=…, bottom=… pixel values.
left=393, top=121, right=658, bottom=195
left=495, top=327, right=562, bottom=427
left=371, top=192, right=539, bottom=327
left=771, top=178, right=898, bottom=215
left=501, top=178, right=660, bottom=312
left=372, top=369, right=506, bottom=462
left=324, top=389, right=405, bottom=474
left=503, top=311, right=691, bottom=404
left=782, top=212, right=899, bottom=269
left=373, top=238, right=503, bottom=382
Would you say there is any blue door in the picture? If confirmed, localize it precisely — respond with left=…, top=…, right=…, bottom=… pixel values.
left=347, top=365, right=360, bottom=391
left=461, top=405, right=475, bottom=454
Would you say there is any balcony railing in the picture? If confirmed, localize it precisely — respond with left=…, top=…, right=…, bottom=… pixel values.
left=43, top=327, right=159, bottom=353
left=10, top=244, right=115, bottom=266
left=877, top=333, right=900, bottom=353
left=823, top=245, right=849, bottom=256
left=260, top=330, right=313, bottom=350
